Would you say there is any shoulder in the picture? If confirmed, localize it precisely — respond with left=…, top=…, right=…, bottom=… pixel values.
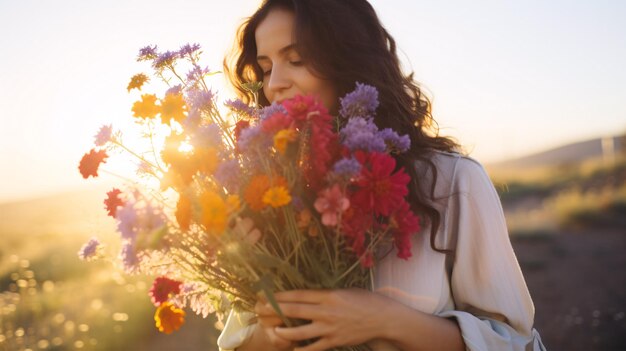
left=418, top=150, right=492, bottom=195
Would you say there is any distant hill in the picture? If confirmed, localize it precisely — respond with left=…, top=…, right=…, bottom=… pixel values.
left=487, top=135, right=624, bottom=170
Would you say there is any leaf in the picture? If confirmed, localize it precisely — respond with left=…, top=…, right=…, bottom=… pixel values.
left=253, top=275, right=292, bottom=327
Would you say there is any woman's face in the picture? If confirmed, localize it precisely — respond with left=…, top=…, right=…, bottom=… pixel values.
left=255, top=8, right=338, bottom=112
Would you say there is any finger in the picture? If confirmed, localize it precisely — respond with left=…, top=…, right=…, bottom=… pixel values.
left=274, top=323, right=323, bottom=341
left=274, top=290, right=329, bottom=303
left=255, top=301, right=279, bottom=316
left=257, top=315, right=283, bottom=328
left=293, top=338, right=332, bottom=351
left=264, top=326, right=293, bottom=349
left=275, top=302, right=326, bottom=320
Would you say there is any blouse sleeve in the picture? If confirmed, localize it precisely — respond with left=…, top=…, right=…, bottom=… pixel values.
left=436, top=158, right=546, bottom=351
left=216, top=309, right=256, bottom=351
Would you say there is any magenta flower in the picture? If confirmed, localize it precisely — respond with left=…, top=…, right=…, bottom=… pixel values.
left=314, top=184, right=350, bottom=227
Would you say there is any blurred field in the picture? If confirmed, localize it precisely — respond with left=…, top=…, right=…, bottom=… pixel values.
left=489, top=154, right=626, bottom=350
left=1, top=151, right=625, bottom=350
left=0, top=189, right=219, bottom=351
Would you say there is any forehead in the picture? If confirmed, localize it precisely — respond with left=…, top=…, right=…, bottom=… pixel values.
left=255, top=8, right=296, bottom=55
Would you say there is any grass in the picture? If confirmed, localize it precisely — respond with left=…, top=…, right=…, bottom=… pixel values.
left=492, top=156, right=626, bottom=236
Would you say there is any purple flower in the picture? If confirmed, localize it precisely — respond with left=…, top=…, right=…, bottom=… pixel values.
left=378, top=128, right=411, bottom=153
left=153, top=51, right=177, bottom=69
left=94, top=124, right=113, bottom=147
left=166, top=84, right=183, bottom=96
left=260, top=102, right=287, bottom=120
left=214, top=159, right=240, bottom=192
left=191, top=123, right=222, bottom=148
left=237, top=124, right=270, bottom=152
left=138, top=45, right=158, bottom=61
left=187, top=88, right=214, bottom=111
left=339, top=83, right=379, bottom=118
left=116, top=201, right=138, bottom=241
left=225, top=99, right=256, bottom=117
left=182, top=109, right=202, bottom=131
left=340, top=117, right=386, bottom=152
left=120, top=241, right=139, bottom=273
left=178, top=43, right=201, bottom=58
left=78, top=237, right=101, bottom=260
left=332, top=157, right=362, bottom=178
left=186, top=65, right=210, bottom=83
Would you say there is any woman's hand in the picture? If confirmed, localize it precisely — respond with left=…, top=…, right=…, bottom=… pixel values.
left=253, top=299, right=294, bottom=351
left=256, top=288, right=388, bottom=351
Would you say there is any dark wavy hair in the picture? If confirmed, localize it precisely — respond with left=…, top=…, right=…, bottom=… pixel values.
left=224, top=0, right=461, bottom=255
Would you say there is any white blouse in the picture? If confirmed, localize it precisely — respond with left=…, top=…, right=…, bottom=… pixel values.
left=217, top=150, right=547, bottom=351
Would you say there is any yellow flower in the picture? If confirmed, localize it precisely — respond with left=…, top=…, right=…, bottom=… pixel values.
left=262, top=186, right=292, bottom=208
left=273, top=128, right=297, bottom=154
left=154, top=302, right=185, bottom=334
left=132, top=94, right=160, bottom=119
left=244, top=175, right=288, bottom=211
left=226, top=194, right=241, bottom=214
left=161, top=93, right=187, bottom=125
left=127, top=73, right=149, bottom=92
left=199, top=191, right=227, bottom=234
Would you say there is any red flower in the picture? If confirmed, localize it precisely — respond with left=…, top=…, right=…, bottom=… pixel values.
left=78, top=149, right=108, bottom=179
left=341, top=205, right=372, bottom=260
left=149, top=276, right=183, bottom=306
left=233, top=120, right=250, bottom=141
left=389, top=200, right=421, bottom=260
left=104, top=188, right=125, bottom=218
left=352, top=152, right=409, bottom=216
left=306, top=109, right=339, bottom=190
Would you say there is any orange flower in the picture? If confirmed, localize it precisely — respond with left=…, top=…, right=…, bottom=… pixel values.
left=193, top=146, right=218, bottom=175
left=78, top=149, right=108, bottom=179
left=132, top=94, right=160, bottom=119
left=104, top=188, right=125, bottom=217
left=154, top=302, right=185, bottom=334
left=175, top=195, right=192, bottom=231
left=127, top=73, right=149, bottom=92
left=160, top=93, right=187, bottom=125
left=244, top=175, right=287, bottom=211
left=199, top=191, right=227, bottom=233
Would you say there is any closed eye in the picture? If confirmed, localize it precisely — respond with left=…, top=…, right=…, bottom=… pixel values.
left=262, top=61, right=304, bottom=77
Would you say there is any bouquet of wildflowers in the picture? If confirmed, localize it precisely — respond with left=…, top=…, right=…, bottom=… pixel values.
left=77, top=43, right=420, bottom=349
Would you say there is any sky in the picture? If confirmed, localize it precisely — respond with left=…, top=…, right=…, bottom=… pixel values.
left=0, top=0, right=625, bottom=203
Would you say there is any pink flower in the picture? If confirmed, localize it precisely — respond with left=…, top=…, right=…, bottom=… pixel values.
left=94, top=124, right=113, bottom=146
left=261, top=112, right=292, bottom=134
left=314, top=184, right=350, bottom=226
left=281, top=94, right=324, bottom=123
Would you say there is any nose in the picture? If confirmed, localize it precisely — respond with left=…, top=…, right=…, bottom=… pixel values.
left=265, top=64, right=291, bottom=100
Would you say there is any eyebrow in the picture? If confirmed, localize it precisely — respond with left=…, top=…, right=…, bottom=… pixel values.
left=256, top=43, right=298, bottom=61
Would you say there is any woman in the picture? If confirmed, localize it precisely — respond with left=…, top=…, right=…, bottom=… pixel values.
left=218, top=0, right=546, bottom=350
